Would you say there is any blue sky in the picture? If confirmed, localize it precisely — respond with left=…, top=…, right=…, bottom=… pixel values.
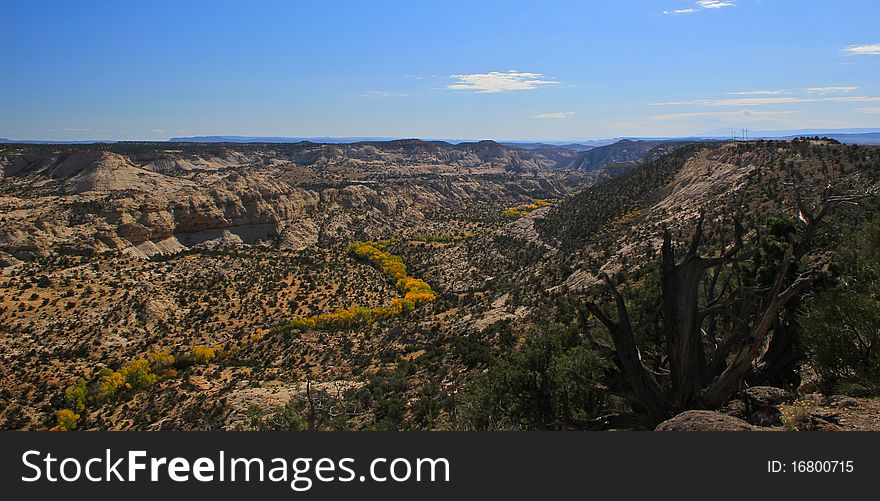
left=1, top=0, right=879, bottom=141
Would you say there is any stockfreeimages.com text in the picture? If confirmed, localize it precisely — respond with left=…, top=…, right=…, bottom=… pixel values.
left=21, top=450, right=450, bottom=492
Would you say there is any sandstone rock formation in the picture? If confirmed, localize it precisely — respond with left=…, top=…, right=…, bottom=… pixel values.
left=655, top=410, right=756, bottom=431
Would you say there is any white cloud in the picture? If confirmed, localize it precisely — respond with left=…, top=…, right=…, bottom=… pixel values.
left=707, top=97, right=811, bottom=106
left=652, top=95, right=880, bottom=107
left=531, top=112, right=575, bottom=119
left=820, top=96, right=880, bottom=103
left=663, top=1, right=735, bottom=14
left=651, top=97, right=803, bottom=106
left=805, top=86, right=858, bottom=95
left=362, top=91, right=409, bottom=97
left=698, top=1, right=736, bottom=8
left=843, top=43, right=880, bottom=55
left=447, top=70, right=558, bottom=93
left=650, top=110, right=796, bottom=122
left=650, top=100, right=702, bottom=106
left=857, top=107, right=880, bottom=114
left=726, top=90, right=786, bottom=95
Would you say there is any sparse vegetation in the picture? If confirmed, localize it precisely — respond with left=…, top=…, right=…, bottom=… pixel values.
left=502, top=199, right=552, bottom=217
left=800, top=211, right=880, bottom=394
left=285, top=241, right=437, bottom=331
left=1, top=139, right=878, bottom=431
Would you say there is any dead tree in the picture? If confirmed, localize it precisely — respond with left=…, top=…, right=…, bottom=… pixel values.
left=660, top=212, right=743, bottom=408
left=584, top=277, right=673, bottom=425
left=584, top=188, right=870, bottom=425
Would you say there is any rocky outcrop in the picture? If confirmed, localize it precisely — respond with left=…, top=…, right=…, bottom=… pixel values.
left=0, top=143, right=585, bottom=259
left=655, top=410, right=756, bottom=431
left=741, top=386, right=792, bottom=427
left=563, top=139, right=675, bottom=171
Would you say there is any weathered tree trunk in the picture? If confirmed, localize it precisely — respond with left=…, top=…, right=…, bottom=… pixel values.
left=661, top=227, right=709, bottom=408
left=699, top=248, right=811, bottom=408
left=750, top=306, right=803, bottom=387
left=660, top=212, right=745, bottom=408
left=585, top=276, right=673, bottom=424
left=583, top=188, right=867, bottom=426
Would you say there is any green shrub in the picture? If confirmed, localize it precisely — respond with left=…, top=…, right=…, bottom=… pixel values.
left=64, top=377, right=87, bottom=412
left=800, top=211, right=880, bottom=395
left=457, top=323, right=611, bottom=430
left=800, top=292, right=880, bottom=393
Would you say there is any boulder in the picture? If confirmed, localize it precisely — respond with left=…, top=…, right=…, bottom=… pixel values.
left=720, top=399, right=749, bottom=419
left=655, top=410, right=756, bottom=431
left=743, top=386, right=792, bottom=408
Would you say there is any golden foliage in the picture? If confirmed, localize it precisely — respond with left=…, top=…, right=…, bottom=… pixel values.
left=287, top=241, right=437, bottom=331
left=119, top=359, right=158, bottom=390
left=148, top=350, right=177, bottom=378
left=502, top=199, right=552, bottom=218
left=98, top=368, right=125, bottom=400
left=250, top=328, right=267, bottom=342
left=92, top=355, right=169, bottom=402
left=54, top=343, right=223, bottom=429
left=51, top=409, right=80, bottom=431
left=191, top=345, right=218, bottom=365
left=349, top=241, right=408, bottom=283
left=611, top=209, right=642, bottom=227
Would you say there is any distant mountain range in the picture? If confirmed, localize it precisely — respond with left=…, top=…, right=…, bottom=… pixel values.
left=3, top=128, right=879, bottom=146
left=500, top=140, right=618, bottom=150
left=700, top=127, right=880, bottom=137
left=777, top=132, right=880, bottom=145
left=0, top=138, right=115, bottom=145
left=168, top=135, right=398, bottom=144
left=697, top=128, right=880, bottom=145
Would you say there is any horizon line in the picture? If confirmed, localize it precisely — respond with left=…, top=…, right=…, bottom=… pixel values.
left=4, top=127, right=880, bottom=145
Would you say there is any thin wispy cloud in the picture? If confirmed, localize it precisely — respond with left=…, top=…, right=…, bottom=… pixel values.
left=663, top=1, right=735, bottom=15
left=650, top=110, right=795, bottom=121
left=652, top=95, right=880, bottom=106
left=531, top=112, right=575, bottom=119
left=362, top=90, right=410, bottom=98
left=651, top=98, right=803, bottom=106
left=63, top=128, right=92, bottom=132
left=650, top=100, right=702, bottom=106
left=842, top=43, right=880, bottom=55
left=726, top=90, right=786, bottom=95
left=805, top=86, right=858, bottom=95
left=814, top=96, right=880, bottom=103
left=709, top=97, right=814, bottom=106
left=447, top=70, right=558, bottom=93
left=857, top=107, right=880, bottom=114
left=698, top=0, right=736, bottom=8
